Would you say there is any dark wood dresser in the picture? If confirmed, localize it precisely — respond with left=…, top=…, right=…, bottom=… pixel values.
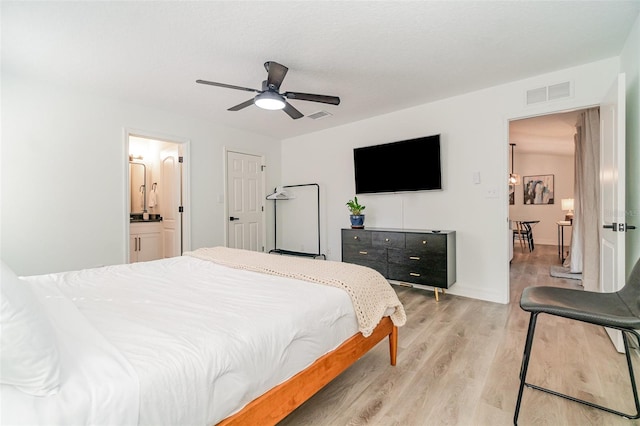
left=341, top=228, right=456, bottom=300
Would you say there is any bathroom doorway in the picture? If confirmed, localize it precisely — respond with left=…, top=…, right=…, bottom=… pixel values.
left=125, top=130, right=190, bottom=262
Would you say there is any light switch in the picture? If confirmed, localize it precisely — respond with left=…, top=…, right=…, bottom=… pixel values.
left=473, top=172, right=481, bottom=184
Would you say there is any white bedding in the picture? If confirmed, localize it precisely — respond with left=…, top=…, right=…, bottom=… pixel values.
left=2, top=255, right=359, bottom=425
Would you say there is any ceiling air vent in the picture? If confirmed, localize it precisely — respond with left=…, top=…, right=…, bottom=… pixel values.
left=526, top=81, right=572, bottom=106
left=307, top=110, right=332, bottom=120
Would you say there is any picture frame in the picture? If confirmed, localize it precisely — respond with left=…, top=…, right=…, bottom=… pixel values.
left=523, top=174, right=554, bottom=205
left=509, top=184, right=515, bottom=205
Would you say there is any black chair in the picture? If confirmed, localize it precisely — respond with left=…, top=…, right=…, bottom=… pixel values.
left=514, top=258, right=640, bottom=424
left=513, top=221, right=535, bottom=252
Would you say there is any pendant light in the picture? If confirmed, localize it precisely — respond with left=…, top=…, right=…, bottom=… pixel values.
left=509, top=143, right=521, bottom=185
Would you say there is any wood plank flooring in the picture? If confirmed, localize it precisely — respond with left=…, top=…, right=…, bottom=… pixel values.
left=278, top=245, right=640, bottom=425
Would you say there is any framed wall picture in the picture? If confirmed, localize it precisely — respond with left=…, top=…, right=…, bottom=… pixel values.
left=509, top=184, right=515, bottom=205
left=523, top=175, right=554, bottom=205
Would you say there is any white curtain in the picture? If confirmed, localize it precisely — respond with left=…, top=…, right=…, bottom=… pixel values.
left=565, top=107, right=600, bottom=291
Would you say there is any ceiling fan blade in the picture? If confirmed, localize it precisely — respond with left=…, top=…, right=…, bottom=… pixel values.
left=265, top=61, right=288, bottom=90
left=196, top=80, right=260, bottom=93
left=283, top=92, right=340, bottom=105
left=283, top=102, right=303, bottom=120
left=228, top=98, right=255, bottom=111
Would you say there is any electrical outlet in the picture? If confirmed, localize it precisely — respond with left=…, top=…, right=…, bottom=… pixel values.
left=485, top=187, right=499, bottom=199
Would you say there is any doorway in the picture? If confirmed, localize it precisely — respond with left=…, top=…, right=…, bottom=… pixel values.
left=509, top=110, right=582, bottom=251
left=125, top=130, right=190, bottom=262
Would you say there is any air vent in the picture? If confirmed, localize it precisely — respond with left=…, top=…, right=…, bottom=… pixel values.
left=526, top=87, right=547, bottom=105
left=548, top=81, right=571, bottom=100
left=307, top=110, right=332, bottom=120
left=526, top=81, right=572, bottom=105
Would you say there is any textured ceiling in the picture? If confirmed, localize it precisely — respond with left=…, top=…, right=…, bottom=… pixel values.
left=2, top=1, right=639, bottom=140
left=510, top=110, right=582, bottom=156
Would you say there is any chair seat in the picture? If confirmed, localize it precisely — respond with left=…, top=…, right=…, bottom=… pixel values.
left=520, top=286, right=640, bottom=330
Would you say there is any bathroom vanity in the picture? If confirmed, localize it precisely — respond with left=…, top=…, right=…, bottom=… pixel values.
left=130, top=221, right=163, bottom=263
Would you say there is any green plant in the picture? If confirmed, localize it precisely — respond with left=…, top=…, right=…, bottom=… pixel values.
left=346, top=197, right=366, bottom=215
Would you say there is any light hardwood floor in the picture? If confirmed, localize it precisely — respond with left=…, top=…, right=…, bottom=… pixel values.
left=279, top=244, right=640, bottom=425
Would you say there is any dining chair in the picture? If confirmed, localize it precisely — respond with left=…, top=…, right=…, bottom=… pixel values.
left=514, top=258, right=640, bottom=424
left=513, top=221, right=534, bottom=252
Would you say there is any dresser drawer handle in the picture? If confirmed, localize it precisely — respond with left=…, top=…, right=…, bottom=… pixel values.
left=423, top=240, right=427, bottom=245
left=409, top=256, right=421, bottom=260
left=410, top=272, right=421, bottom=277
left=385, top=238, right=390, bottom=242
left=359, top=251, right=368, bottom=255
left=354, top=236, right=359, bottom=240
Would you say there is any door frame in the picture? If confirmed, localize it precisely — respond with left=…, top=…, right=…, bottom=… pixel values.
left=123, top=128, right=191, bottom=263
left=223, top=147, right=267, bottom=251
left=504, top=103, right=599, bottom=302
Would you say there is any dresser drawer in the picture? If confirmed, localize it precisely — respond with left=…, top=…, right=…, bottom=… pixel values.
left=388, top=263, right=448, bottom=288
left=372, top=231, right=405, bottom=248
left=342, top=229, right=372, bottom=247
left=405, top=232, right=445, bottom=253
left=387, top=249, right=445, bottom=265
left=342, top=245, right=387, bottom=263
left=345, top=258, right=388, bottom=277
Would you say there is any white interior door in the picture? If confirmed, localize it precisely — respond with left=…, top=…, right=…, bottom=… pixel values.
left=161, top=146, right=181, bottom=257
left=226, top=151, right=264, bottom=251
left=600, top=73, right=626, bottom=352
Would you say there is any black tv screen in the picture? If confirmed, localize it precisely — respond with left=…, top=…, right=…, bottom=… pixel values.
left=353, top=134, right=441, bottom=194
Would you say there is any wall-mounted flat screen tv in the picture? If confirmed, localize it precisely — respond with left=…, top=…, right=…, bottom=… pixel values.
left=353, top=134, right=441, bottom=194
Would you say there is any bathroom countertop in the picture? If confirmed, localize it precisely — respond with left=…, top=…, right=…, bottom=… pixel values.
left=130, top=214, right=163, bottom=223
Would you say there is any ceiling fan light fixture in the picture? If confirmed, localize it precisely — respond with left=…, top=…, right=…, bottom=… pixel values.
left=254, top=92, right=286, bottom=110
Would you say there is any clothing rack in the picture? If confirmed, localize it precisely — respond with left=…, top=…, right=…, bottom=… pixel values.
left=267, top=183, right=325, bottom=259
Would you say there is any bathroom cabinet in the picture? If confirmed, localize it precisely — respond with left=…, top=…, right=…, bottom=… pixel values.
left=130, top=222, right=163, bottom=262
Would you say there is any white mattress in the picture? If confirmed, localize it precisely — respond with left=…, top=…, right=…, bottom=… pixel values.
left=4, top=256, right=358, bottom=425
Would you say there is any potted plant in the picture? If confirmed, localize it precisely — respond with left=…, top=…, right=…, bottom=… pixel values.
left=346, top=196, right=366, bottom=229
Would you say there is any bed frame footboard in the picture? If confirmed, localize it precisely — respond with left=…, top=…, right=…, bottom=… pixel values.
left=217, top=317, right=398, bottom=425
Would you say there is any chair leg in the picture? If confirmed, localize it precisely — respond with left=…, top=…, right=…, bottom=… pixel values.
left=514, top=312, right=538, bottom=425
left=517, top=325, right=640, bottom=421
left=623, top=330, right=640, bottom=417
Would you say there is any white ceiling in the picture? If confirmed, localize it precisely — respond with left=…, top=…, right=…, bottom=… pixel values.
left=509, top=110, right=583, bottom=156
left=3, top=1, right=639, bottom=141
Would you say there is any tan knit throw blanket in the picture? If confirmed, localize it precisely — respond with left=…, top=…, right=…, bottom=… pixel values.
left=184, top=247, right=406, bottom=337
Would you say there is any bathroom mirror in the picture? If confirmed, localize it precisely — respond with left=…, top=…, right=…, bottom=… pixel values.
left=130, top=162, right=146, bottom=214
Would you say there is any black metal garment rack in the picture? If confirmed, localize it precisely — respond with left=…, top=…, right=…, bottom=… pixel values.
left=267, top=183, right=326, bottom=259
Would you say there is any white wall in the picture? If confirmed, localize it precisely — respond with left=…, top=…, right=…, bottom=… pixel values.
left=1, top=74, right=281, bottom=275
left=509, top=152, right=574, bottom=246
left=621, top=14, right=640, bottom=277
left=281, top=58, right=619, bottom=304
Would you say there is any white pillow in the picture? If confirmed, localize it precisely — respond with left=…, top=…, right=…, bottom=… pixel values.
left=0, top=260, right=61, bottom=396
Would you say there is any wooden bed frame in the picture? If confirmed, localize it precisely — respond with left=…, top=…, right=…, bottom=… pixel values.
left=217, top=316, right=398, bottom=425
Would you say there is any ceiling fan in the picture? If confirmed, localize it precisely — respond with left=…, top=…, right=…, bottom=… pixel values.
left=196, top=61, right=340, bottom=120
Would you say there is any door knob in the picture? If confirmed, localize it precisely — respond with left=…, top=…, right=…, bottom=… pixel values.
left=229, top=217, right=240, bottom=221
left=604, top=223, right=636, bottom=232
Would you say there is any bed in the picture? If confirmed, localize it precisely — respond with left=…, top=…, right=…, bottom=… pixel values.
left=0, top=247, right=405, bottom=425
